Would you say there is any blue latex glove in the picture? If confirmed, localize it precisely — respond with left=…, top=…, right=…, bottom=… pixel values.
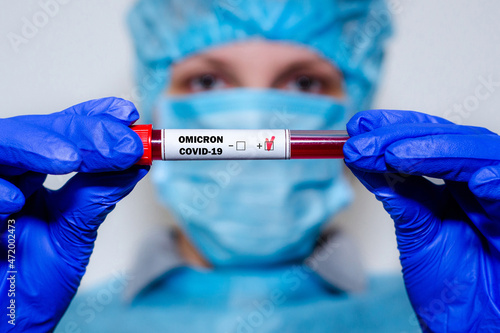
left=0, top=97, right=148, bottom=332
left=344, top=109, right=500, bottom=332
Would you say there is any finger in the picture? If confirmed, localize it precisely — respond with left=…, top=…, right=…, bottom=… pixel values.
left=58, top=97, right=139, bottom=126
left=0, top=165, right=30, bottom=177
left=1, top=98, right=141, bottom=174
left=385, top=134, right=500, bottom=182
left=468, top=165, right=500, bottom=250
left=344, top=123, right=493, bottom=173
left=0, top=172, right=46, bottom=232
left=347, top=109, right=455, bottom=137
left=347, top=165, right=445, bottom=254
left=49, top=166, right=149, bottom=262
left=0, top=179, right=25, bottom=214
left=0, top=118, right=81, bottom=175
left=6, top=172, right=47, bottom=202
left=61, top=116, right=143, bottom=172
left=14, top=114, right=144, bottom=172
left=469, top=165, right=500, bottom=202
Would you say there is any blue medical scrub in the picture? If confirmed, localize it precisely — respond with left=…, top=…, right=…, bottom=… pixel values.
left=57, top=227, right=419, bottom=333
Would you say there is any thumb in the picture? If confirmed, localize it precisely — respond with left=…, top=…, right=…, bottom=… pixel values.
left=49, top=166, right=149, bottom=265
left=347, top=166, right=445, bottom=255
left=0, top=179, right=25, bottom=214
left=468, top=165, right=500, bottom=251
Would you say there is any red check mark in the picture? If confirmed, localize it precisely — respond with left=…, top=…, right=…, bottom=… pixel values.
left=265, top=136, right=275, bottom=151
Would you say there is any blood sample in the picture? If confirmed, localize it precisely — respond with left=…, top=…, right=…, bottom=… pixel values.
left=131, top=125, right=349, bottom=165
left=289, top=130, right=346, bottom=159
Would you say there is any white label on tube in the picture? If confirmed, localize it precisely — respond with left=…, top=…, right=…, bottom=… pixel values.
left=162, top=129, right=289, bottom=160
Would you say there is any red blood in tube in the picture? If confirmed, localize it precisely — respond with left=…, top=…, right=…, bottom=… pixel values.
left=151, top=129, right=162, bottom=161
left=290, top=130, right=348, bottom=159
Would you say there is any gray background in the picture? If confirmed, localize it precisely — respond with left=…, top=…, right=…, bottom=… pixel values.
left=1, top=0, right=500, bottom=289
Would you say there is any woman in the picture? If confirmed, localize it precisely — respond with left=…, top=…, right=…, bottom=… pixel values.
left=59, top=0, right=416, bottom=332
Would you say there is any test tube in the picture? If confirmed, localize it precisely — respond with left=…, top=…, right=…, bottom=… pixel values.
left=132, top=125, right=349, bottom=165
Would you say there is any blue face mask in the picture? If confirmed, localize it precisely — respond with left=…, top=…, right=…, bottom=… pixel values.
left=152, top=89, right=353, bottom=267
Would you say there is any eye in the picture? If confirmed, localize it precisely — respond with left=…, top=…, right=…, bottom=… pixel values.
left=189, top=74, right=227, bottom=92
left=286, top=75, right=323, bottom=94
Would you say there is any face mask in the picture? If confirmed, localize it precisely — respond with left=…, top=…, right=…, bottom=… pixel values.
left=152, top=88, right=353, bottom=267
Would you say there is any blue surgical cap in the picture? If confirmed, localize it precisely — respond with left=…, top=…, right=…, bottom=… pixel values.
left=127, top=0, right=392, bottom=123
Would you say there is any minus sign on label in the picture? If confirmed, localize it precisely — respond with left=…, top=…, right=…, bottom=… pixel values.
left=229, top=145, right=234, bottom=147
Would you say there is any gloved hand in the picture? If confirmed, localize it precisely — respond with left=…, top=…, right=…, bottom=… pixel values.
left=0, top=98, right=148, bottom=332
left=343, top=109, right=500, bottom=332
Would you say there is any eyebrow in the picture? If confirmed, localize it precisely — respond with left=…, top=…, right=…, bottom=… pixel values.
left=271, top=59, right=343, bottom=86
left=198, top=56, right=233, bottom=70
left=186, top=55, right=241, bottom=85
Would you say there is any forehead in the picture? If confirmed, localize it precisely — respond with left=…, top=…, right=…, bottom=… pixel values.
left=173, top=40, right=332, bottom=67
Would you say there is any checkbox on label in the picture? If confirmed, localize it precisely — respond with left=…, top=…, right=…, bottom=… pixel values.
left=236, top=141, right=246, bottom=151
left=265, top=136, right=275, bottom=151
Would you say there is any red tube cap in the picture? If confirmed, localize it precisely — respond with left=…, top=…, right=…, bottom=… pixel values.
left=131, top=124, right=152, bottom=165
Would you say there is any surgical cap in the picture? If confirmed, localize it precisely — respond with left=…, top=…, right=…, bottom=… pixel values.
left=127, top=0, right=393, bottom=122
